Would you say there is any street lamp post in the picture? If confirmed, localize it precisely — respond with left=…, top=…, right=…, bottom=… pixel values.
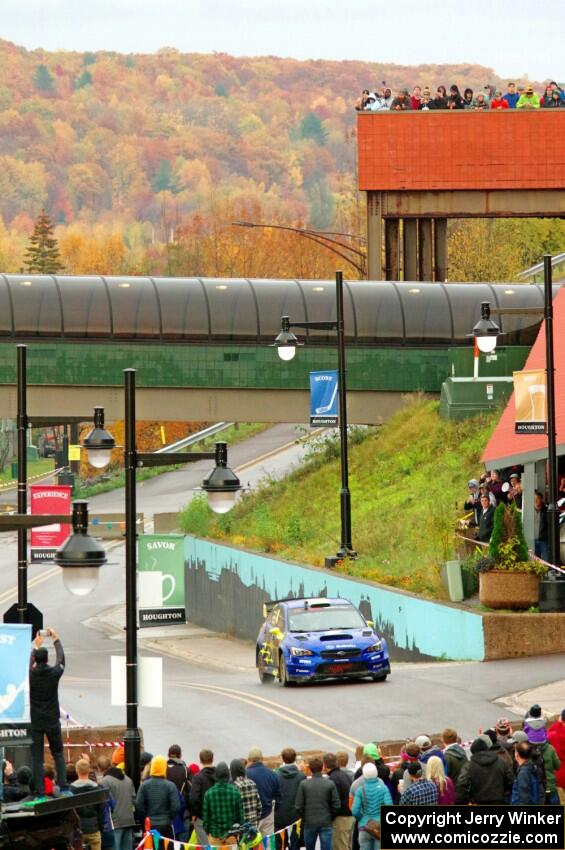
left=232, top=220, right=367, bottom=278
left=5, top=346, right=96, bottom=633
left=84, top=368, right=241, bottom=786
left=471, top=254, right=560, bottom=569
left=272, top=271, right=356, bottom=566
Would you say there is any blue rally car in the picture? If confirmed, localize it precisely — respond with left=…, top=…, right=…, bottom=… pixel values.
left=256, top=597, right=390, bottom=685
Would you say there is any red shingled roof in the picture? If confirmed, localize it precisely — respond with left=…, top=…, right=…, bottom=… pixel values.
left=482, top=287, right=565, bottom=467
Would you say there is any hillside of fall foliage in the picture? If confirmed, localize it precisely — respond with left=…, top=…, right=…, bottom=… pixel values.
left=0, top=39, right=558, bottom=280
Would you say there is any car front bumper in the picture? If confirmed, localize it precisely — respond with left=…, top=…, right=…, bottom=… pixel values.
left=286, top=653, right=391, bottom=681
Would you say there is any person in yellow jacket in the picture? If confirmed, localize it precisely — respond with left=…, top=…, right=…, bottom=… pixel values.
left=516, top=85, right=540, bottom=109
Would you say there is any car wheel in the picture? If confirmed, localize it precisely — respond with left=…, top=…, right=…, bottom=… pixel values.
left=257, top=658, right=275, bottom=685
left=279, top=654, right=292, bottom=687
left=372, top=673, right=388, bottom=682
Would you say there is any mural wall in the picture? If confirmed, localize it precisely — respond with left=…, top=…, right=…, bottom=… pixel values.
left=184, top=537, right=485, bottom=662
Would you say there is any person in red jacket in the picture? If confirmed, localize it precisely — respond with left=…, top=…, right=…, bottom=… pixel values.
left=490, top=90, right=509, bottom=109
left=548, top=711, right=565, bottom=804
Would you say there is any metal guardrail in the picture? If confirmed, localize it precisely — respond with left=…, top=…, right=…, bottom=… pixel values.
left=154, top=421, right=233, bottom=454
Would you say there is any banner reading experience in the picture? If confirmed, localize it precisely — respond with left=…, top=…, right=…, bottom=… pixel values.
left=0, top=623, right=32, bottom=746
left=30, top=484, right=72, bottom=562
left=513, top=369, right=547, bottom=434
left=138, top=534, right=186, bottom=628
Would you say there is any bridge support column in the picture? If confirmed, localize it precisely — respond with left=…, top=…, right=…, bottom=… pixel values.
left=402, top=219, right=418, bottom=281
left=366, top=192, right=383, bottom=280
left=385, top=219, right=400, bottom=281
left=418, top=218, right=433, bottom=281
left=434, top=218, right=448, bottom=281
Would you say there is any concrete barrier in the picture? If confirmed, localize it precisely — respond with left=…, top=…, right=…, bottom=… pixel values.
left=153, top=512, right=181, bottom=533
left=184, top=536, right=485, bottom=662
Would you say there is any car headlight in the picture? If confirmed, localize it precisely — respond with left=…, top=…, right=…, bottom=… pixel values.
left=366, top=641, right=382, bottom=653
left=289, top=646, right=314, bottom=657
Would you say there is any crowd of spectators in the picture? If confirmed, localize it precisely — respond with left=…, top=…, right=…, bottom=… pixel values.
left=4, top=705, right=565, bottom=847
left=463, top=467, right=565, bottom=559
left=355, top=81, right=565, bottom=112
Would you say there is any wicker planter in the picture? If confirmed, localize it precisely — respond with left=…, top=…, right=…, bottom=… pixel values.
left=479, top=571, right=540, bottom=610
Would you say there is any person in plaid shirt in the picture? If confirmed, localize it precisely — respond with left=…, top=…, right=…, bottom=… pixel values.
left=399, top=763, right=439, bottom=806
left=203, top=762, right=244, bottom=843
left=230, top=760, right=262, bottom=828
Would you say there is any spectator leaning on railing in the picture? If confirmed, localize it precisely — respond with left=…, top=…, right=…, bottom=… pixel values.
left=356, top=79, right=564, bottom=112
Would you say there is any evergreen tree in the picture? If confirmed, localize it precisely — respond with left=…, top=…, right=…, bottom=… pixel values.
left=299, top=112, right=327, bottom=145
left=33, top=64, right=54, bottom=92
left=76, top=70, right=93, bottom=88
left=24, top=209, right=63, bottom=273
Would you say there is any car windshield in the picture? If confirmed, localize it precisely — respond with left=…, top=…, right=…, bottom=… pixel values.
left=288, top=606, right=366, bottom=632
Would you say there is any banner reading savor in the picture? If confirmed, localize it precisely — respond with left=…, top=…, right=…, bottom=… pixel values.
left=138, top=534, right=186, bottom=628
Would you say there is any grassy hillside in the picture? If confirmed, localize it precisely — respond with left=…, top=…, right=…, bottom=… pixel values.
left=179, top=398, right=497, bottom=598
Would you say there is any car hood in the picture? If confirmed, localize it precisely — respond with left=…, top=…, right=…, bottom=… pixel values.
left=287, top=628, right=384, bottom=650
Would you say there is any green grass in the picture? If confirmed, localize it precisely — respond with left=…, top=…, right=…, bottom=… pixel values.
left=178, top=398, right=498, bottom=599
left=75, top=422, right=269, bottom=499
left=0, top=458, right=54, bottom=488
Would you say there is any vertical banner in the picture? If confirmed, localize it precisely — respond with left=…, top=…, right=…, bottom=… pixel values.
left=0, top=623, right=32, bottom=746
left=310, top=370, right=339, bottom=426
left=30, top=485, right=72, bottom=562
left=138, top=534, right=186, bottom=628
left=514, top=369, right=547, bottom=434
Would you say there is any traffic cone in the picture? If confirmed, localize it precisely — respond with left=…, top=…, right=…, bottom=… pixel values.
left=143, top=817, right=154, bottom=848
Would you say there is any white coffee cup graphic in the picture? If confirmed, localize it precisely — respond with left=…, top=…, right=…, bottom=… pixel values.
left=139, top=571, right=176, bottom=608
left=528, top=384, right=546, bottom=420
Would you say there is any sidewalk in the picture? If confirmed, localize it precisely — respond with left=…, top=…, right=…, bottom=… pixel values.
left=86, top=604, right=255, bottom=673
left=495, top=678, right=565, bottom=719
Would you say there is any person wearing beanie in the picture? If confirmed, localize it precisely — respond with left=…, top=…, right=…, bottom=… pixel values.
left=136, top=755, right=180, bottom=839
left=548, top=711, right=565, bottom=804
left=352, top=763, right=391, bottom=850
left=483, top=729, right=514, bottom=773
left=230, top=759, right=262, bottom=829
left=203, top=761, right=244, bottom=843
left=390, top=743, right=422, bottom=800
left=456, top=737, right=513, bottom=805
left=101, top=751, right=136, bottom=850
left=111, top=746, right=125, bottom=769
left=139, top=751, right=153, bottom=782
left=524, top=704, right=548, bottom=744
left=442, top=729, right=468, bottom=785
left=495, top=718, right=514, bottom=753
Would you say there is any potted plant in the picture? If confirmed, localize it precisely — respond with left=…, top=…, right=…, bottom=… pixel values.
left=477, top=503, right=546, bottom=610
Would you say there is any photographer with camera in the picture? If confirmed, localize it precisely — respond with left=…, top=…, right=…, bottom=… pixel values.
left=29, top=627, right=70, bottom=798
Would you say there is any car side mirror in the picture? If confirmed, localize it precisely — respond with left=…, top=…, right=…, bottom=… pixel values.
left=270, top=627, right=282, bottom=638
left=366, top=620, right=374, bottom=627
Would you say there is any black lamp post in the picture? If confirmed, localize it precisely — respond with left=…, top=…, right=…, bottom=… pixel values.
left=85, top=368, right=241, bottom=786
left=3, top=345, right=102, bottom=634
left=471, top=254, right=560, bottom=569
left=271, top=271, right=356, bottom=567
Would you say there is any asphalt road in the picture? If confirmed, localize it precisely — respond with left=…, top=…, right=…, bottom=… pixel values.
left=1, top=423, right=565, bottom=763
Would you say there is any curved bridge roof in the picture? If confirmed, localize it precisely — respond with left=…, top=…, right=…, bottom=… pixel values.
left=0, top=275, right=557, bottom=347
